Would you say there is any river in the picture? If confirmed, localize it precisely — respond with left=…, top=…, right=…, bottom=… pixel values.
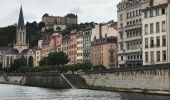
left=0, top=84, right=169, bottom=100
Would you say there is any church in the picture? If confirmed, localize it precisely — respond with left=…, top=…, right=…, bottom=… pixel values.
left=2, top=6, right=36, bottom=68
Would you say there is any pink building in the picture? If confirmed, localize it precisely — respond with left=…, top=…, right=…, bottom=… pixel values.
left=53, top=33, right=63, bottom=51
left=68, top=33, right=77, bottom=65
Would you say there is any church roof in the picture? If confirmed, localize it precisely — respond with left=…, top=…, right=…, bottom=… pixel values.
left=21, top=49, right=29, bottom=55
left=8, top=48, right=19, bottom=55
left=18, top=6, right=25, bottom=29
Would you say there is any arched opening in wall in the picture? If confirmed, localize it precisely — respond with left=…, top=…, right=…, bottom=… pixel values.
left=28, top=56, right=33, bottom=67
left=6, top=57, right=10, bottom=68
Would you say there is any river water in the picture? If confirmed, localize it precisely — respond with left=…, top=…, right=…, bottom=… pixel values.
left=0, top=84, right=169, bottom=100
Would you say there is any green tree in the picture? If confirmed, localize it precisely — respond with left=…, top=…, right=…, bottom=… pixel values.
left=39, top=51, right=69, bottom=67
left=38, top=22, right=45, bottom=31
left=10, top=58, right=27, bottom=71
left=39, top=57, right=48, bottom=66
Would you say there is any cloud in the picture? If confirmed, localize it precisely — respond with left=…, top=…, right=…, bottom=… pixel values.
left=0, top=0, right=120, bottom=27
left=70, top=6, right=82, bottom=14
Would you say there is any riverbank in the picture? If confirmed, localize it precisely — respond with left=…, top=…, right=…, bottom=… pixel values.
left=0, top=64, right=170, bottom=95
left=86, top=85, right=170, bottom=96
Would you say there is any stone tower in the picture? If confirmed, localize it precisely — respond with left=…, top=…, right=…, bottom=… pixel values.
left=14, top=6, right=29, bottom=53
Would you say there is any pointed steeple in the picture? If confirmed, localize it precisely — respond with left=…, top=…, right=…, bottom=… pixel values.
left=18, top=6, right=25, bottom=28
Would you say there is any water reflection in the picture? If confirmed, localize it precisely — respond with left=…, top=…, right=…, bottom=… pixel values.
left=0, top=84, right=169, bottom=100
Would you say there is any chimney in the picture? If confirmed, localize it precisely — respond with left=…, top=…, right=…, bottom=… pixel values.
left=99, top=23, right=103, bottom=39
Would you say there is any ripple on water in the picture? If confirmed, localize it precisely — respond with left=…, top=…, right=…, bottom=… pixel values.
left=0, top=84, right=169, bottom=100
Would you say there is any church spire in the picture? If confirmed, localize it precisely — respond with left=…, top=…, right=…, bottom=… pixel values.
left=18, top=6, right=25, bottom=29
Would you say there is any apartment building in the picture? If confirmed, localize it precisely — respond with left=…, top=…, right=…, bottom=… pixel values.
left=117, top=0, right=154, bottom=67
left=82, top=28, right=93, bottom=63
left=142, top=2, right=170, bottom=65
left=68, top=33, right=77, bottom=65
left=91, top=24, right=118, bottom=68
left=76, top=31, right=83, bottom=63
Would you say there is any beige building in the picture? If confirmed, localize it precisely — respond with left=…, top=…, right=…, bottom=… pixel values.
left=42, top=13, right=78, bottom=29
left=91, top=24, right=118, bottom=68
left=117, top=0, right=168, bottom=67
left=142, top=2, right=170, bottom=65
left=76, top=31, right=83, bottom=63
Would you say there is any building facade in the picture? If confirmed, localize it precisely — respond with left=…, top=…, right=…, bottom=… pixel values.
left=42, top=13, right=78, bottom=29
left=117, top=0, right=154, bottom=67
left=142, top=2, right=170, bottom=65
left=3, top=6, right=36, bottom=68
left=76, top=31, right=83, bottom=63
left=68, top=33, right=77, bottom=65
left=82, top=28, right=93, bottom=63
left=91, top=24, right=118, bottom=68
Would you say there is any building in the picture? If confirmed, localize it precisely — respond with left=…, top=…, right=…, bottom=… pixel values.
left=42, top=13, right=78, bottom=30
left=68, top=33, right=77, bottom=65
left=53, top=33, right=63, bottom=52
left=76, top=31, right=83, bottom=63
left=35, top=33, right=55, bottom=66
left=91, top=24, right=118, bottom=68
left=2, top=6, right=36, bottom=68
left=142, top=2, right=170, bottom=65
left=117, top=0, right=154, bottom=67
left=82, top=27, right=93, bottom=63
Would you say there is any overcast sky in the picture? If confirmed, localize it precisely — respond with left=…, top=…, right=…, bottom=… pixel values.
left=0, top=0, right=120, bottom=27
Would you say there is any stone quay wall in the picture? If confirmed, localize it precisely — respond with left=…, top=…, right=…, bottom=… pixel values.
left=81, top=64, right=170, bottom=92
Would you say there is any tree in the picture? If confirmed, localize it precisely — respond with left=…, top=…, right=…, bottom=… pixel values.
left=0, top=25, right=16, bottom=47
left=39, top=57, right=48, bottom=66
left=10, top=58, right=27, bottom=71
left=38, top=22, right=45, bottom=31
left=39, top=51, right=69, bottom=67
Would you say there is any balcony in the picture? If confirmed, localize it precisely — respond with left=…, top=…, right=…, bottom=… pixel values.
left=118, top=60, right=126, bottom=65
left=124, top=36, right=141, bottom=42
left=125, top=48, right=142, bottom=54
left=125, top=24, right=142, bottom=31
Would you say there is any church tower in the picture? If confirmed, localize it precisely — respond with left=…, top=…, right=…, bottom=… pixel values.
left=14, top=6, right=29, bottom=53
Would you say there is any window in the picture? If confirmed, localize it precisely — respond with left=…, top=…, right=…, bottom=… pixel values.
left=144, top=12, right=148, bottom=18
left=150, top=37, right=154, bottom=48
left=162, top=50, right=166, bottom=61
left=161, top=8, right=165, bottom=14
left=156, top=9, right=159, bottom=16
left=156, top=51, right=160, bottom=62
left=156, top=22, right=160, bottom=33
left=121, top=56, right=123, bottom=60
left=145, top=24, right=148, bottom=34
left=162, top=21, right=166, bottom=32
left=150, top=51, right=154, bottom=62
left=136, top=10, right=138, bottom=16
left=162, top=36, right=166, bottom=46
left=150, top=23, right=154, bottom=34
left=120, top=32, right=123, bottom=39
left=127, top=13, right=129, bottom=19
left=120, top=14, right=123, bottom=21
left=133, top=11, right=135, bottom=17
left=150, top=10, right=153, bottom=17
left=145, top=38, right=148, bottom=48
left=145, top=52, right=148, bottom=62
left=156, top=36, right=160, bottom=47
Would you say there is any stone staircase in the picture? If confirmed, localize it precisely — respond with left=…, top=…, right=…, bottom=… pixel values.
left=61, top=74, right=88, bottom=89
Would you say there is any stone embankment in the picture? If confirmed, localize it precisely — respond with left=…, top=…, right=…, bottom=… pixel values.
left=0, top=64, right=170, bottom=95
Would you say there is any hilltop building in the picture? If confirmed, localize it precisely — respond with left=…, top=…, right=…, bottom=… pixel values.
left=42, top=13, right=78, bottom=30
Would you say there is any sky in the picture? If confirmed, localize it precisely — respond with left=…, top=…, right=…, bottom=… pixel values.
left=0, top=0, right=120, bottom=27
